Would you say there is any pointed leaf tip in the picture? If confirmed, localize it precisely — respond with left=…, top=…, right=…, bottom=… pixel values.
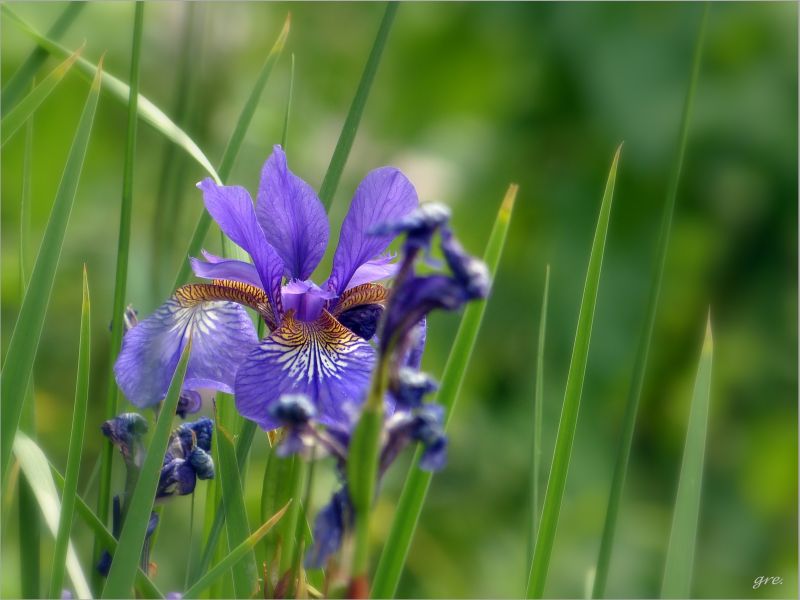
left=501, top=183, right=518, bottom=220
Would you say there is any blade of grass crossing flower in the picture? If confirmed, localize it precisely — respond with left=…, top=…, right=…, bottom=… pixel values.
left=591, top=8, right=708, bottom=597
left=184, top=502, right=292, bottom=600
left=173, top=14, right=290, bottom=288
left=49, top=267, right=91, bottom=598
left=95, top=5, right=145, bottom=589
left=18, top=101, right=41, bottom=600
left=371, top=184, right=518, bottom=599
left=101, top=343, right=190, bottom=598
left=526, top=146, right=621, bottom=599
left=0, top=60, right=102, bottom=485
left=281, top=53, right=295, bottom=150
left=527, top=265, right=550, bottom=570
left=1, top=1, right=85, bottom=111
left=48, top=462, right=164, bottom=598
left=1, top=46, right=83, bottom=146
left=13, top=433, right=91, bottom=598
left=660, top=316, right=713, bottom=598
left=214, top=395, right=258, bottom=598
left=1, top=5, right=222, bottom=185
left=318, top=2, right=397, bottom=211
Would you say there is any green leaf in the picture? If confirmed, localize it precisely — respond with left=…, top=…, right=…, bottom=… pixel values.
left=183, top=501, right=292, bottom=600
left=49, top=267, right=91, bottom=598
left=318, top=2, right=398, bottom=211
left=1, top=1, right=85, bottom=112
left=281, top=53, right=295, bottom=150
left=173, top=13, right=291, bottom=288
left=1, top=45, right=83, bottom=146
left=591, top=6, right=709, bottom=597
left=1, top=4, right=221, bottom=184
left=95, top=4, right=145, bottom=589
left=49, top=462, right=163, bottom=598
left=528, top=265, right=551, bottom=571
left=0, top=58, right=102, bottom=485
left=214, top=397, right=258, bottom=598
left=661, top=316, right=714, bottom=599
left=526, top=146, right=621, bottom=599
left=101, top=343, right=191, bottom=599
left=13, top=433, right=91, bottom=599
left=371, top=184, right=518, bottom=599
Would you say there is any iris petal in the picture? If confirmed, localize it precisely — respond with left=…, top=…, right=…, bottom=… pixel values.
left=190, top=250, right=263, bottom=289
left=197, top=179, right=284, bottom=315
left=328, top=167, right=418, bottom=295
left=235, top=310, right=375, bottom=430
left=343, top=254, right=398, bottom=289
left=257, top=145, right=329, bottom=280
left=115, top=292, right=257, bottom=408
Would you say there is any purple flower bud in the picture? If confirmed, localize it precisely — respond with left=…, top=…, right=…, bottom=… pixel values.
left=392, top=367, right=438, bottom=409
left=305, top=487, right=352, bottom=569
left=176, top=390, right=202, bottom=418
left=101, top=413, right=149, bottom=467
left=269, top=393, right=316, bottom=424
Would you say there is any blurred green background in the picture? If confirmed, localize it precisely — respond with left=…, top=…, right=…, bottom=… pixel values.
left=1, top=2, right=797, bottom=598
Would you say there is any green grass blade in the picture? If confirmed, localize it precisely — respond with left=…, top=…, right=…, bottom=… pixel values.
left=591, top=7, right=709, bottom=597
left=214, top=397, right=258, bottom=598
left=49, top=267, right=91, bottom=598
left=184, top=501, right=291, bottom=600
left=48, top=463, right=164, bottom=598
left=13, top=433, right=91, bottom=599
left=281, top=53, right=295, bottom=150
left=173, top=14, right=290, bottom=288
left=318, top=2, right=397, bottom=211
left=101, top=343, right=191, bottom=599
left=1, top=45, right=83, bottom=146
left=527, top=265, right=551, bottom=570
left=371, top=184, right=518, bottom=599
left=18, top=94, right=41, bottom=600
left=94, top=4, right=145, bottom=589
left=0, top=59, right=102, bottom=485
left=526, top=146, right=621, bottom=599
left=190, top=419, right=257, bottom=585
left=661, top=316, right=713, bottom=598
left=1, top=4, right=221, bottom=184
left=1, top=1, right=85, bottom=112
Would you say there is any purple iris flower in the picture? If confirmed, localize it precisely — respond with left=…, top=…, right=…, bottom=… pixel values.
left=157, top=417, right=215, bottom=499
left=114, top=145, right=418, bottom=430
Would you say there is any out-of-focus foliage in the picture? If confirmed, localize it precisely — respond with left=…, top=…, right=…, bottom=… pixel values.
left=1, top=3, right=795, bottom=598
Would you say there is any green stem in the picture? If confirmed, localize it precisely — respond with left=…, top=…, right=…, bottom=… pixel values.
left=95, top=4, right=144, bottom=592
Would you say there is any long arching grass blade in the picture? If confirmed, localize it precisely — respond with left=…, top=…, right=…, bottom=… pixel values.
left=17, top=97, right=41, bottom=600
left=526, top=146, right=621, bottom=599
left=183, top=501, right=291, bottom=600
left=1, top=4, right=221, bottom=184
left=318, top=2, right=398, bottom=211
left=94, top=4, right=145, bottom=588
left=528, top=265, right=551, bottom=570
left=1, top=1, right=85, bottom=111
left=101, top=343, right=191, bottom=599
left=48, top=462, right=163, bottom=598
left=661, top=316, right=713, bottom=598
left=1, top=45, right=83, bottom=146
left=591, top=7, right=709, bottom=597
left=371, top=184, right=518, bottom=599
left=0, top=59, right=102, bottom=485
left=214, top=397, right=258, bottom=598
left=49, top=267, right=91, bottom=598
left=173, top=13, right=290, bottom=288
left=13, top=433, right=91, bottom=599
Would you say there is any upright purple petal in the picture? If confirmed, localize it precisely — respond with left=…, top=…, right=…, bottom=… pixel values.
left=257, top=146, right=329, bottom=280
left=197, top=178, right=284, bottom=315
left=343, top=254, right=398, bottom=290
left=115, top=295, right=258, bottom=408
left=235, top=311, right=375, bottom=430
left=190, top=250, right=263, bottom=289
left=328, top=168, right=418, bottom=295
